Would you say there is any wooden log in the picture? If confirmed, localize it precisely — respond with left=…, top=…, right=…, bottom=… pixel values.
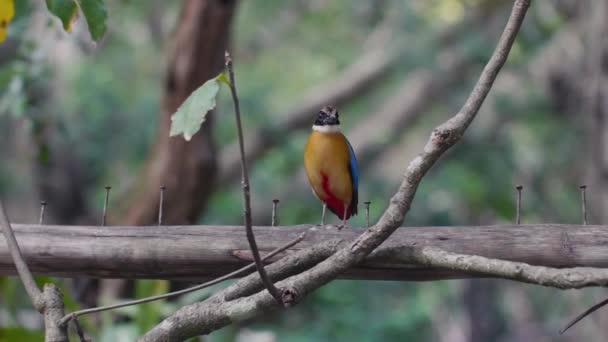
left=0, top=224, right=605, bottom=281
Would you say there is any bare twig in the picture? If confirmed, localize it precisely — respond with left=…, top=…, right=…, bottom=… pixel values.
left=0, top=200, right=43, bottom=309
left=224, top=51, right=283, bottom=305
left=141, top=1, right=531, bottom=340
left=72, top=318, right=88, bottom=342
left=58, top=232, right=305, bottom=327
left=0, top=199, right=68, bottom=341
left=560, top=297, right=608, bottom=334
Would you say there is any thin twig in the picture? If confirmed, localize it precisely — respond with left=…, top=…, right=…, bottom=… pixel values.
left=58, top=232, right=306, bottom=327
left=0, top=199, right=43, bottom=310
left=225, top=50, right=284, bottom=305
left=560, top=297, right=608, bottom=334
left=72, top=318, right=88, bottom=342
left=1, top=200, right=68, bottom=342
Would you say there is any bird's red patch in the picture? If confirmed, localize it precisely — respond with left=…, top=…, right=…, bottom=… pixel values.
left=320, top=173, right=351, bottom=220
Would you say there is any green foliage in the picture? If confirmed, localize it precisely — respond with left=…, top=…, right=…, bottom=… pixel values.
left=169, top=73, right=224, bottom=141
left=45, top=0, right=77, bottom=31
left=0, top=327, right=44, bottom=342
left=134, top=280, right=169, bottom=333
left=45, top=0, right=107, bottom=41
left=79, top=0, right=108, bottom=42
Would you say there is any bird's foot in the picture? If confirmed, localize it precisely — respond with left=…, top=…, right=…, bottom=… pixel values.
left=337, top=223, right=352, bottom=230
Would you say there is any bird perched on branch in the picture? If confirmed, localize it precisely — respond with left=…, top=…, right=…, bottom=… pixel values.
left=304, top=106, right=358, bottom=227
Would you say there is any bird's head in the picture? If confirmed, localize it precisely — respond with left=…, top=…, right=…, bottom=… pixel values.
left=313, top=106, right=340, bottom=132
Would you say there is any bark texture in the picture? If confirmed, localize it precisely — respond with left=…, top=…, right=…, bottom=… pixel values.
left=123, top=0, right=237, bottom=226
left=3, top=223, right=601, bottom=281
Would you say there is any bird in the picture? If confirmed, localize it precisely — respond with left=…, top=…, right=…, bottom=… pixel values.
left=304, top=105, right=358, bottom=227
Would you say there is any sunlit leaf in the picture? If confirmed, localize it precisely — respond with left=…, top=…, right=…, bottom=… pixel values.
left=80, top=0, right=107, bottom=41
left=0, top=0, right=14, bottom=43
left=0, top=327, right=44, bottom=342
left=135, top=280, right=169, bottom=333
left=169, top=74, right=223, bottom=141
left=46, top=0, right=77, bottom=32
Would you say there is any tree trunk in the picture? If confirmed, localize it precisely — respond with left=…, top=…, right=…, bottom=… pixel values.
left=122, top=0, right=236, bottom=226
left=98, top=0, right=237, bottom=305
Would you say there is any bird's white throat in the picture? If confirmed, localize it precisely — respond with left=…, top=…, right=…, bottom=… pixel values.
left=312, top=125, right=341, bottom=133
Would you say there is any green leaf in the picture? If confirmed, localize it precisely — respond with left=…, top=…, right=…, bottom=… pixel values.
left=79, top=0, right=107, bottom=41
left=0, top=327, right=45, bottom=342
left=46, top=0, right=77, bottom=31
left=169, top=75, right=222, bottom=141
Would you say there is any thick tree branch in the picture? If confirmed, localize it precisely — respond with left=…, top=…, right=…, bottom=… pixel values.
left=378, top=245, right=608, bottom=289
left=58, top=232, right=305, bottom=327
left=4, top=224, right=607, bottom=280
left=140, top=1, right=531, bottom=340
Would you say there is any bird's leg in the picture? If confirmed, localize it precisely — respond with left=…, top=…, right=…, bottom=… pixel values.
left=321, top=203, right=327, bottom=226
left=338, top=203, right=348, bottom=230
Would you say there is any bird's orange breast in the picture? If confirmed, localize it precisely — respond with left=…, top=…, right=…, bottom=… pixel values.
left=304, top=130, right=353, bottom=218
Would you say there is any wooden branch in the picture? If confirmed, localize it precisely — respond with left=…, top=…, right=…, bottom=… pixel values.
left=58, top=233, right=305, bottom=327
left=377, top=245, right=608, bottom=289
left=0, top=201, right=68, bottom=341
left=141, top=1, right=531, bottom=340
left=2, top=223, right=601, bottom=281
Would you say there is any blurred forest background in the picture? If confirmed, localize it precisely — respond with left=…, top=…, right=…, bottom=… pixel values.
left=0, top=0, right=607, bottom=341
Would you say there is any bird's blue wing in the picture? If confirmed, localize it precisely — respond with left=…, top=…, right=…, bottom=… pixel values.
left=346, top=139, right=359, bottom=216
